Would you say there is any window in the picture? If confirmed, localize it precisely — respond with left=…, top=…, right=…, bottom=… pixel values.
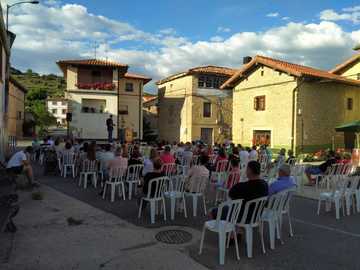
left=119, top=105, right=128, bottom=115
left=347, top=98, right=353, bottom=110
left=91, top=70, right=101, bottom=83
left=52, top=109, right=57, bottom=114
left=125, top=82, right=134, bottom=92
left=205, top=77, right=212, bottom=88
left=61, top=101, right=67, bottom=106
left=17, top=111, right=22, bottom=120
left=198, top=76, right=205, bottom=87
left=261, top=71, right=264, bottom=76
left=357, top=73, right=360, bottom=80
left=62, top=109, right=67, bottom=114
left=254, top=96, right=266, bottom=111
left=52, top=101, right=57, bottom=105
left=203, top=102, right=211, bottom=118
left=213, top=77, right=220, bottom=88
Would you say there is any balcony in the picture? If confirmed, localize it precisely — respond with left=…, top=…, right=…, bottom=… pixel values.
left=76, top=82, right=115, bottom=91
left=81, top=99, right=107, bottom=114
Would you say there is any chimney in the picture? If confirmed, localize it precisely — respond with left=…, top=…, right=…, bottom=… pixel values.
left=243, top=56, right=252, bottom=64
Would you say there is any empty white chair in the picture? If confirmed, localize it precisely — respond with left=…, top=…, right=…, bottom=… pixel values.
left=62, top=152, right=76, bottom=178
left=199, top=199, right=243, bottom=265
left=78, top=159, right=98, bottom=189
left=261, top=192, right=286, bottom=250
left=279, top=188, right=296, bottom=237
left=317, top=176, right=348, bottom=220
left=344, top=176, right=359, bottom=215
left=138, top=176, right=168, bottom=224
left=184, top=176, right=208, bottom=217
left=236, top=196, right=268, bottom=258
left=126, top=164, right=144, bottom=200
left=163, top=175, right=187, bottom=220
left=102, top=167, right=126, bottom=202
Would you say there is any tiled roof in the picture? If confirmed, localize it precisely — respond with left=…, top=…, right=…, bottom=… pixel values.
left=221, top=55, right=360, bottom=89
left=156, top=65, right=237, bottom=85
left=124, top=72, right=151, bottom=84
left=330, top=53, right=360, bottom=74
left=57, top=59, right=128, bottom=68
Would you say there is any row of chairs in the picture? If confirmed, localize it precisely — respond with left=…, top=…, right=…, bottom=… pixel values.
left=199, top=188, right=295, bottom=264
left=317, top=175, right=360, bottom=219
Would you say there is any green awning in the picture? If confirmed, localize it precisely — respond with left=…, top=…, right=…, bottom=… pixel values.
left=335, top=120, right=360, bottom=132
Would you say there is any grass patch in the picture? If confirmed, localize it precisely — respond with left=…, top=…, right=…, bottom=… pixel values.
left=67, top=217, right=83, bottom=226
left=31, top=191, right=44, bottom=200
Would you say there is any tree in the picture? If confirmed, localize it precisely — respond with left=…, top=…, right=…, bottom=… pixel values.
left=28, top=100, right=56, bottom=136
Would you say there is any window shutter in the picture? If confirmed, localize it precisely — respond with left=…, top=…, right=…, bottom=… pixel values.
left=254, top=97, right=257, bottom=110
left=262, top=96, right=266, bottom=110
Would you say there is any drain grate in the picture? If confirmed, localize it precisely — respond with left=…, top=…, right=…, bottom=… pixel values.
left=155, top=229, right=192, bottom=244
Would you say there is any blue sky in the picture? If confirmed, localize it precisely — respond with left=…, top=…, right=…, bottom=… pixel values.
left=3, top=0, right=360, bottom=91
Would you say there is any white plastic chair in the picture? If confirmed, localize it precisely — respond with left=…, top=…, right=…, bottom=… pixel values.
left=236, top=196, right=268, bottom=258
left=317, top=176, right=348, bottom=220
left=78, top=159, right=98, bottom=189
left=126, top=164, right=144, bottom=200
left=184, top=175, right=208, bottom=217
left=192, top=155, right=199, bottom=166
left=199, top=199, right=244, bottom=265
left=279, top=188, right=296, bottom=237
left=62, top=152, right=76, bottom=178
left=261, top=191, right=286, bottom=250
left=344, top=176, right=359, bottom=215
left=138, top=176, right=168, bottom=224
left=102, top=167, right=126, bottom=202
left=161, top=163, right=176, bottom=178
left=216, top=171, right=241, bottom=203
left=163, top=175, right=187, bottom=220
left=211, top=159, right=228, bottom=184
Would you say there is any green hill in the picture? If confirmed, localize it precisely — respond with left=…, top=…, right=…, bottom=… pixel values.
left=11, top=67, right=66, bottom=99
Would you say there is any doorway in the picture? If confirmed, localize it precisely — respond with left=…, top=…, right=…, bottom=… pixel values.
left=253, top=130, right=271, bottom=146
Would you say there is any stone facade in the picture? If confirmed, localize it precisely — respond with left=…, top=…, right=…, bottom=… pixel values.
left=231, top=61, right=360, bottom=154
left=8, top=79, right=26, bottom=138
left=157, top=71, right=233, bottom=144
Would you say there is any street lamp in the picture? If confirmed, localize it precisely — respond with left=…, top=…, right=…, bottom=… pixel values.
left=6, top=1, right=40, bottom=31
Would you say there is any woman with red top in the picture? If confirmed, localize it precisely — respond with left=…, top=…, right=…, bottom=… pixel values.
left=214, top=148, right=228, bottom=171
left=226, top=158, right=242, bottom=189
left=160, top=145, right=175, bottom=164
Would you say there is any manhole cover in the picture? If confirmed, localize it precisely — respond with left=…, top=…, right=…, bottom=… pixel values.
left=155, top=229, right=192, bottom=244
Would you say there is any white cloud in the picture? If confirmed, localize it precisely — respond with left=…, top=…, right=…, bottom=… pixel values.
left=217, top=26, right=231, bottom=33
left=159, top=28, right=177, bottom=35
left=320, top=7, right=360, bottom=24
left=267, top=12, right=279, bottom=18
left=7, top=3, right=360, bottom=92
left=210, top=36, right=224, bottom=42
left=282, top=17, right=290, bottom=21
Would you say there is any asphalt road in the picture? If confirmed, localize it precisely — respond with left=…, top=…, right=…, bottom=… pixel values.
left=37, top=168, right=360, bottom=270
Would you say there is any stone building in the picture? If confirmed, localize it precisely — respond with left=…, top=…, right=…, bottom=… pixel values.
left=7, top=77, right=26, bottom=138
left=156, top=66, right=236, bottom=145
left=222, top=55, right=360, bottom=153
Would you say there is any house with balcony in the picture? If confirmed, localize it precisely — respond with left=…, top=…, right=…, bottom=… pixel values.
left=46, top=97, right=68, bottom=127
left=156, top=66, right=236, bottom=145
left=57, top=59, right=151, bottom=140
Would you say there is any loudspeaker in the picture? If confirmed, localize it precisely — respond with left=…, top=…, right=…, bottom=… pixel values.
left=66, top=112, right=72, bottom=122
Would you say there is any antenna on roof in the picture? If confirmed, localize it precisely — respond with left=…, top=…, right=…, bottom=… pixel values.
left=93, top=41, right=98, bottom=59
left=105, top=43, right=108, bottom=61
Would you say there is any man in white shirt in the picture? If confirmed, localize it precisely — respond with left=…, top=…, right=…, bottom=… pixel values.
left=239, top=147, right=250, bottom=165
left=249, top=146, right=258, bottom=161
left=6, top=147, right=35, bottom=186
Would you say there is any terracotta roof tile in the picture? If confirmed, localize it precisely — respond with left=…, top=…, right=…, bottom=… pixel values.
left=221, top=55, right=360, bottom=89
left=57, top=58, right=128, bottom=68
left=124, top=72, right=151, bottom=84
left=330, top=54, right=360, bottom=74
left=156, top=65, right=237, bottom=85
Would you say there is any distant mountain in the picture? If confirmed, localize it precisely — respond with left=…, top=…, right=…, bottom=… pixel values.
left=10, top=67, right=66, bottom=98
